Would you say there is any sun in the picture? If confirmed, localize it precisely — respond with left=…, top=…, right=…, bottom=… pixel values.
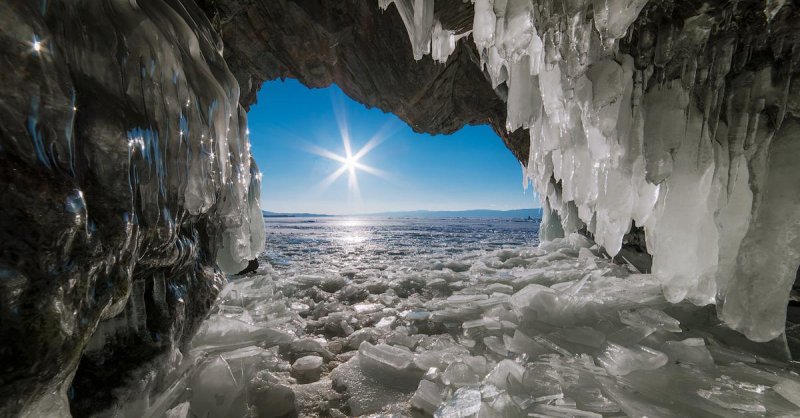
left=344, top=154, right=358, bottom=172
left=306, top=103, right=393, bottom=199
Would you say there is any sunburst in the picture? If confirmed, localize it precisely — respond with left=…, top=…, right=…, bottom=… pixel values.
left=307, top=100, right=392, bottom=199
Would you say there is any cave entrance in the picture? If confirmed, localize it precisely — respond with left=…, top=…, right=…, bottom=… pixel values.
left=247, top=78, right=538, bottom=220
left=245, top=78, right=543, bottom=272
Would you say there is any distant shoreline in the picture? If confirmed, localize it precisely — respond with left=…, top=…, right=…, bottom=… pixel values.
left=263, top=208, right=543, bottom=219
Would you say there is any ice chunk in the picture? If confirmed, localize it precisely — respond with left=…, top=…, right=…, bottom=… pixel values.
left=596, top=343, right=668, bottom=376
left=358, top=342, right=423, bottom=388
left=330, top=356, right=412, bottom=415
left=192, top=315, right=293, bottom=351
left=483, top=336, right=508, bottom=356
left=164, top=402, right=190, bottom=418
left=291, top=355, right=324, bottom=383
left=660, top=338, right=715, bottom=368
left=411, top=380, right=445, bottom=414
left=530, top=403, right=602, bottom=418
left=619, top=307, right=681, bottom=333
left=187, top=356, right=248, bottom=417
left=434, top=386, right=482, bottom=418
left=483, top=359, right=525, bottom=389
left=521, top=363, right=564, bottom=402
left=442, top=361, right=481, bottom=388
left=774, top=379, right=800, bottom=408
left=697, top=386, right=767, bottom=413
left=505, top=330, right=551, bottom=358
left=247, top=371, right=298, bottom=417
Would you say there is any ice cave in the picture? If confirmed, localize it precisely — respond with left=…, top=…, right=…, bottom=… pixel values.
left=1, top=0, right=800, bottom=417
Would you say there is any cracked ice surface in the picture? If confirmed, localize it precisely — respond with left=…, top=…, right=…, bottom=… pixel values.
left=134, top=219, right=800, bottom=417
left=380, top=0, right=800, bottom=342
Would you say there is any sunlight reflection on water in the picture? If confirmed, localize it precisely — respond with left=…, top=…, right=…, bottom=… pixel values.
left=261, top=217, right=540, bottom=273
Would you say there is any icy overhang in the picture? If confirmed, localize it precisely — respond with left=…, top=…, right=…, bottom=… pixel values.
left=204, top=0, right=800, bottom=343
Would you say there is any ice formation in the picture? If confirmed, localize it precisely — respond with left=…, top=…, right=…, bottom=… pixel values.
left=0, top=0, right=263, bottom=415
left=134, top=236, right=800, bottom=417
left=380, top=0, right=800, bottom=343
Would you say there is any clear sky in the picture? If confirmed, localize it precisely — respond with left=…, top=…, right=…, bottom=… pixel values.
left=248, top=79, right=538, bottom=215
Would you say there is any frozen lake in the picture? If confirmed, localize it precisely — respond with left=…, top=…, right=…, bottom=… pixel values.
left=261, top=216, right=541, bottom=272
left=157, top=216, right=800, bottom=418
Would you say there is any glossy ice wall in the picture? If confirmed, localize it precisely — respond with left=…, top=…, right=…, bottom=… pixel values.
left=381, top=0, right=800, bottom=343
left=0, top=0, right=264, bottom=415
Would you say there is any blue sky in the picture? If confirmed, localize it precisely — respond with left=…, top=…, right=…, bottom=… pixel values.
left=248, top=79, right=538, bottom=215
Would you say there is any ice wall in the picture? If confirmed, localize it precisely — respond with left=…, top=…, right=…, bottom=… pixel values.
left=382, top=0, right=800, bottom=343
left=0, top=0, right=264, bottom=415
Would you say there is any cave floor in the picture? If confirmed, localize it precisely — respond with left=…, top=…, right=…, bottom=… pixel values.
left=143, top=238, right=800, bottom=417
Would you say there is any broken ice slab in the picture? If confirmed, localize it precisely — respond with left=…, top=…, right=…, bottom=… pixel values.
left=476, top=386, right=524, bottom=417
left=164, top=401, right=190, bottom=418
left=386, top=330, right=422, bottom=350
left=358, top=341, right=423, bottom=389
left=697, top=386, right=767, bottom=413
left=191, top=315, right=293, bottom=352
left=660, top=338, right=715, bottom=368
left=187, top=355, right=248, bottom=417
left=570, top=387, right=621, bottom=414
left=331, top=356, right=413, bottom=416
left=483, top=336, right=508, bottom=357
left=352, top=302, right=384, bottom=314
left=619, top=307, right=682, bottom=332
left=462, top=317, right=502, bottom=333
left=595, top=343, right=667, bottom=376
left=346, top=328, right=380, bottom=350
left=405, top=309, right=432, bottom=321
left=706, top=342, right=758, bottom=364
left=774, top=378, right=800, bottom=407
left=434, top=386, right=482, bottom=418
left=529, top=403, right=602, bottom=418
left=414, top=347, right=470, bottom=371
left=504, top=330, right=552, bottom=358
left=519, top=363, right=564, bottom=402
left=411, top=380, right=445, bottom=415
left=483, top=359, right=525, bottom=390
left=375, top=315, right=397, bottom=330
left=606, top=325, right=655, bottom=346
left=442, top=361, right=481, bottom=388
left=248, top=371, right=298, bottom=418
left=447, top=294, right=489, bottom=306
left=486, top=283, right=514, bottom=294
left=545, top=327, right=606, bottom=354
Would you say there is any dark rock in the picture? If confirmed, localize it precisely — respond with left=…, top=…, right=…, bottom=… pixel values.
left=199, top=0, right=531, bottom=163
left=237, top=258, right=260, bottom=275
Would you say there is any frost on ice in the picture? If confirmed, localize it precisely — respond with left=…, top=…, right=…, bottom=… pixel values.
left=382, top=0, right=800, bottom=343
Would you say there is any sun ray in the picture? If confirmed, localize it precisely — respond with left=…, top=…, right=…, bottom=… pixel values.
left=352, top=120, right=398, bottom=161
left=318, top=165, right=349, bottom=189
left=307, top=144, right=347, bottom=163
left=311, top=94, right=396, bottom=199
left=352, top=161, right=390, bottom=179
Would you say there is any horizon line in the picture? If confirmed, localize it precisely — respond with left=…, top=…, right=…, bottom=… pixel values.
left=262, top=207, right=543, bottom=216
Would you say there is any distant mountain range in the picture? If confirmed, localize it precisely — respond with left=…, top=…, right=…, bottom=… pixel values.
left=263, top=208, right=542, bottom=219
